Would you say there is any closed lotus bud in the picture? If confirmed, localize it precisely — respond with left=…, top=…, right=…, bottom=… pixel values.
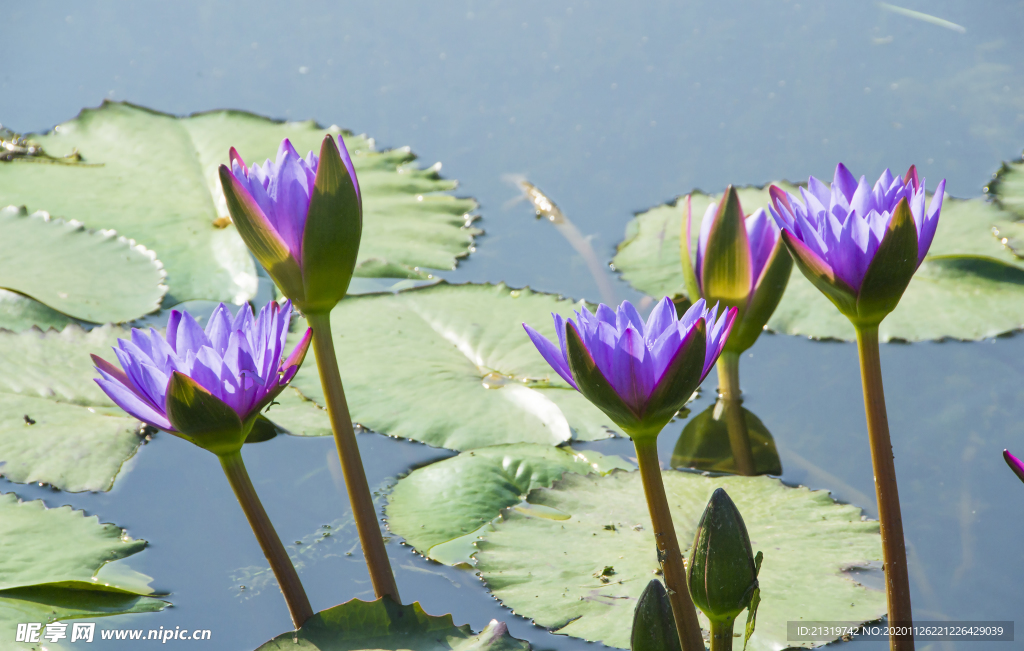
left=681, top=187, right=793, bottom=354
left=630, top=579, right=681, bottom=651
left=687, top=488, right=758, bottom=625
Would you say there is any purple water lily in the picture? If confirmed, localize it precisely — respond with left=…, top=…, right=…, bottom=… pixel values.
left=769, top=164, right=945, bottom=293
left=524, top=297, right=736, bottom=439
left=1004, top=450, right=1024, bottom=485
left=92, top=301, right=312, bottom=440
left=219, top=136, right=362, bottom=314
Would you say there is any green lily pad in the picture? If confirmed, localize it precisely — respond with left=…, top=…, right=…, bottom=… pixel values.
left=0, top=205, right=166, bottom=324
left=0, top=325, right=145, bottom=492
left=0, top=492, right=167, bottom=646
left=276, top=283, right=624, bottom=450
left=474, top=470, right=885, bottom=651
left=0, top=289, right=76, bottom=333
left=613, top=185, right=1024, bottom=340
left=386, top=443, right=634, bottom=565
left=0, top=102, right=480, bottom=306
left=988, top=158, right=1024, bottom=256
left=989, top=157, right=1024, bottom=220
left=256, top=598, right=530, bottom=651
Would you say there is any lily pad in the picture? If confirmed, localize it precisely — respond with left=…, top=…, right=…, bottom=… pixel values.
left=988, top=157, right=1024, bottom=255
left=613, top=185, right=1024, bottom=340
left=386, top=443, right=634, bottom=565
left=0, top=101, right=480, bottom=306
left=670, top=402, right=782, bottom=476
left=256, top=598, right=530, bottom=651
left=0, top=205, right=166, bottom=324
left=474, top=470, right=885, bottom=651
left=0, top=289, right=76, bottom=333
left=0, top=492, right=166, bottom=646
left=277, top=283, right=624, bottom=450
left=0, top=325, right=145, bottom=492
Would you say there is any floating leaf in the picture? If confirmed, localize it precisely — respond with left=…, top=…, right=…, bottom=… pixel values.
left=277, top=283, right=624, bottom=450
left=0, top=102, right=480, bottom=306
left=989, top=157, right=1024, bottom=255
left=0, top=288, right=75, bottom=333
left=613, top=185, right=1024, bottom=340
left=474, top=471, right=884, bottom=651
left=0, top=325, right=144, bottom=492
left=0, top=492, right=166, bottom=643
left=386, top=443, right=633, bottom=565
left=255, top=598, right=530, bottom=651
left=0, top=205, right=166, bottom=325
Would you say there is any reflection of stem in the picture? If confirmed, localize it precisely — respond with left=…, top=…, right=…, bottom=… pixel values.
left=716, top=352, right=756, bottom=476
left=855, top=325, right=914, bottom=650
left=633, top=439, right=705, bottom=651
left=513, top=178, right=618, bottom=305
left=219, top=451, right=313, bottom=628
left=307, top=312, right=401, bottom=603
left=709, top=618, right=735, bottom=651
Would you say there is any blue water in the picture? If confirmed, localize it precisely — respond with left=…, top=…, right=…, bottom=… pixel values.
left=4, top=1, right=1024, bottom=649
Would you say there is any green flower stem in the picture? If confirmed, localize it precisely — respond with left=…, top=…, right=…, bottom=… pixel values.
left=709, top=618, right=735, bottom=651
left=716, top=352, right=756, bottom=476
left=855, top=325, right=914, bottom=651
left=633, top=438, right=705, bottom=651
left=306, top=312, right=401, bottom=603
left=219, top=451, right=313, bottom=628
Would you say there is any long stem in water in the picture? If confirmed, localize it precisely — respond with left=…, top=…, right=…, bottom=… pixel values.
left=306, top=311, right=400, bottom=602
left=633, top=438, right=705, bottom=651
left=709, top=618, right=735, bottom=651
left=716, top=352, right=756, bottom=476
left=855, top=325, right=914, bottom=651
left=219, top=451, right=313, bottom=628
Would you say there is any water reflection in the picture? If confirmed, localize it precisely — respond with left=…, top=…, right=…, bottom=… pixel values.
left=671, top=400, right=782, bottom=476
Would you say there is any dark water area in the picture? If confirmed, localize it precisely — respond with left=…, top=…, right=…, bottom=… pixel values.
left=4, top=1, right=1024, bottom=649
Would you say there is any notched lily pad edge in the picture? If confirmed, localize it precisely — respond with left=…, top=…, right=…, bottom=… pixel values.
left=0, top=204, right=169, bottom=321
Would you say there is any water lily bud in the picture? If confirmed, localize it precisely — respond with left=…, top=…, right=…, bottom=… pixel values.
left=768, top=164, right=945, bottom=327
left=92, top=301, right=312, bottom=457
left=219, top=135, right=362, bottom=316
left=681, top=187, right=792, bottom=353
left=630, top=579, right=681, bottom=651
left=687, top=488, right=758, bottom=624
left=523, top=297, right=737, bottom=441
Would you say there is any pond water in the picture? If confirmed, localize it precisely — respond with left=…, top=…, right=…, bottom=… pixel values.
left=5, top=1, right=1024, bottom=649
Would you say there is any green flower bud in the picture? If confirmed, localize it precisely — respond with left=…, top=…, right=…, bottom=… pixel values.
left=630, top=579, right=681, bottom=651
left=687, top=488, right=759, bottom=625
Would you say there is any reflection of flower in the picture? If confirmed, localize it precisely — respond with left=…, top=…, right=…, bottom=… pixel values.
left=684, top=187, right=792, bottom=353
left=524, top=297, right=736, bottom=440
left=1004, top=450, right=1024, bottom=485
left=92, top=301, right=311, bottom=454
left=220, top=137, right=362, bottom=315
left=769, top=164, right=945, bottom=325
